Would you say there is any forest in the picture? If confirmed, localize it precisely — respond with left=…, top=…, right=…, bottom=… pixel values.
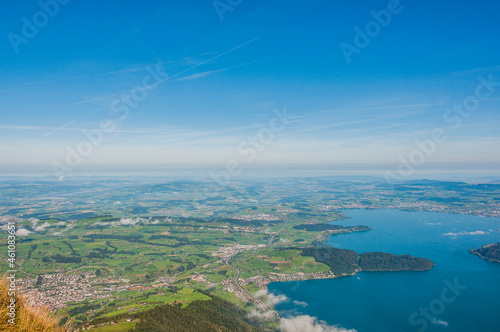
left=470, top=243, right=500, bottom=263
left=132, top=294, right=269, bottom=332
left=301, top=247, right=434, bottom=275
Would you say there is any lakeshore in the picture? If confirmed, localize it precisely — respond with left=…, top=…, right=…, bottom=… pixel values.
left=269, top=209, right=500, bottom=332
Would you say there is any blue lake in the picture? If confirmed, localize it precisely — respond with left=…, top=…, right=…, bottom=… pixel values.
left=268, top=209, right=500, bottom=332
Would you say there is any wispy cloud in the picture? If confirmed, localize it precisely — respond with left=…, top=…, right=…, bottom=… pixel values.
left=61, top=95, right=117, bottom=107
left=175, top=60, right=258, bottom=81
left=40, top=105, right=110, bottom=137
left=142, top=37, right=260, bottom=88
left=175, top=68, right=228, bottom=81
left=41, top=38, right=260, bottom=137
left=24, top=79, right=53, bottom=86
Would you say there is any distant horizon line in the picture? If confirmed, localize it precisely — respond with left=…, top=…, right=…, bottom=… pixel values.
left=1, top=164, right=500, bottom=183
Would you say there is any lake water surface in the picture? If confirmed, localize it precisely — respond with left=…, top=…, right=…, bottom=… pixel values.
left=268, top=209, right=500, bottom=332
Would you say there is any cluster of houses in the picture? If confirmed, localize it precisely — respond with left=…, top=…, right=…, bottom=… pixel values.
left=17, top=271, right=129, bottom=310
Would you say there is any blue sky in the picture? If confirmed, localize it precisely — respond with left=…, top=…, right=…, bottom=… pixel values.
left=1, top=0, right=500, bottom=176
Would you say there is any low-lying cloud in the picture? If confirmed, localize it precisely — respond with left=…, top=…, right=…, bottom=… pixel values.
left=293, top=300, right=308, bottom=307
left=16, top=228, right=33, bottom=236
left=34, top=222, right=51, bottom=232
left=94, top=217, right=160, bottom=227
left=255, top=289, right=289, bottom=305
left=30, top=217, right=39, bottom=228
left=279, top=315, right=357, bottom=332
left=247, top=309, right=276, bottom=320
left=432, top=319, right=449, bottom=327
left=443, top=230, right=488, bottom=236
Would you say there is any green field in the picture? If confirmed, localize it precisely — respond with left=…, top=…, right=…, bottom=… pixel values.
left=87, top=321, right=137, bottom=332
